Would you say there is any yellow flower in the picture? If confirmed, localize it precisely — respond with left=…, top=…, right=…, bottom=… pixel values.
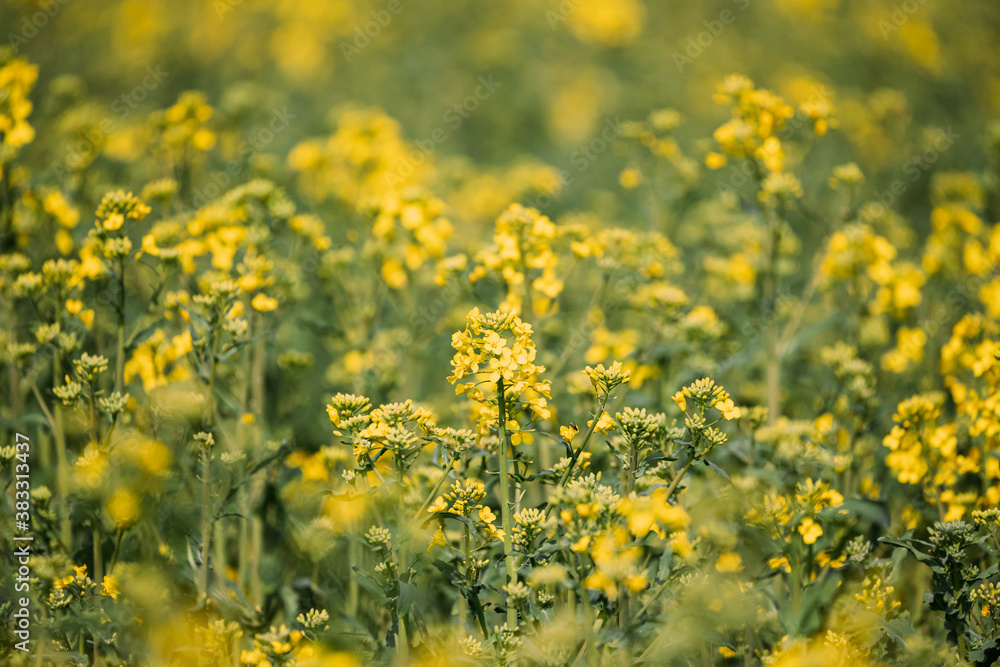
left=672, top=391, right=687, bottom=412
left=428, top=526, right=447, bottom=553
left=625, top=573, right=648, bottom=592
left=670, top=532, right=694, bottom=558
left=251, top=293, right=278, bottom=312
left=715, top=552, right=744, bottom=573
left=588, top=412, right=617, bottom=434
left=510, top=424, right=534, bottom=446
left=102, top=213, right=125, bottom=231
left=479, top=506, right=497, bottom=524
left=798, top=517, right=823, bottom=545
left=705, top=152, right=727, bottom=169
left=106, top=489, right=140, bottom=528
left=715, top=398, right=742, bottom=420
left=427, top=497, right=448, bottom=513
left=101, top=575, right=120, bottom=600
left=768, top=556, right=791, bottom=573
left=619, top=167, right=641, bottom=189
left=381, top=258, right=408, bottom=289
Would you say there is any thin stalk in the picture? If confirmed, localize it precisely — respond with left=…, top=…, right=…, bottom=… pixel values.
left=250, top=520, right=263, bottom=607
left=347, top=537, right=360, bottom=619
left=204, top=320, right=224, bottom=594
left=115, top=258, right=125, bottom=392
left=663, top=459, right=694, bottom=501
left=618, top=584, right=628, bottom=631
left=397, top=542, right=410, bottom=663
left=197, top=446, right=212, bottom=602
left=496, top=378, right=518, bottom=631
left=53, top=353, right=71, bottom=549
left=87, top=381, right=104, bottom=595
left=550, top=273, right=609, bottom=379
left=108, top=529, right=124, bottom=575
left=236, top=312, right=254, bottom=593
left=555, top=393, right=610, bottom=492
left=762, top=207, right=781, bottom=425
left=411, top=463, right=453, bottom=524
left=581, top=586, right=595, bottom=667
left=92, top=529, right=103, bottom=585
left=87, top=384, right=99, bottom=444
left=457, top=524, right=469, bottom=634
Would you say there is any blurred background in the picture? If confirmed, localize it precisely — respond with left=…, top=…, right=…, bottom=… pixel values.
left=6, top=0, right=1000, bottom=219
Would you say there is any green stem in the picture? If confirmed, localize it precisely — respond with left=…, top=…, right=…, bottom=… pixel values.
left=663, top=458, right=694, bottom=501
left=250, top=520, right=263, bottom=607
left=347, top=538, right=360, bottom=619
left=550, top=273, right=609, bottom=380
left=115, top=258, right=125, bottom=393
left=559, top=393, right=610, bottom=488
left=397, top=543, right=410, bottom=662
left=108, top=529, right=124, bottom=575
left=195, top=315, right=227, bottom=599
left=87, top=384, right=99, bottom=444
left=497, top=378, right=518, bottom=632
left=92, top=529, right=103, bottom=586
left=237, top=313, right=254, bottom=593
left=197, top=446, right=212, bottom=602
left=411, top=463, right=453, bottom=525
left=53, top=353, right=71, bottom=550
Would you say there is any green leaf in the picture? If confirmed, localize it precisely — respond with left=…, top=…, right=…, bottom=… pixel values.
left=654, top=543, right=673, bottom=584
left=879, top=536, right=936, bottom=564
left=397, top=580, right=416, bottom=615
left=838, top=498, right=890, bottom=526
left=703, top=459, right=731, bottom=481
left=125, top=320, right=165, bottom=351
left=421, top=511, right=479, bottom=535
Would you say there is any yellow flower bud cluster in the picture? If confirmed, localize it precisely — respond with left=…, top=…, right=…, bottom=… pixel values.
left=469, top=204, right=563, bottom=316
left=449, top=307, right=552, bottom=440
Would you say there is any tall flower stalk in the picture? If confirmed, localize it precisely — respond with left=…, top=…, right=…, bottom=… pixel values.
left=496, top=377, right=517, bottom=629
left=448, top=307, right=552, bottom=635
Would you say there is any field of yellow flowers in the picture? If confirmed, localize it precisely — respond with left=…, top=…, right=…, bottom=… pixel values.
left=2, top=0, right=1000, bottom=665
